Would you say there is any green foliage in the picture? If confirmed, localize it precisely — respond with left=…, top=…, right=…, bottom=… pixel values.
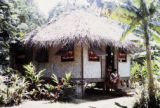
left=108, top=0, right=160, bottom=106
left=23, top=63, right=45, bottom=100
left=0, top=71, right=27, bottom=106
left=12, top=0, right=46, bottom=33
left=64, top=72, right=72, bottom=82
left=23, top=63, right=75, bottom=101
left=150, top=30, right=160, bottom=44
left=0, top=0, right=46, bottom=72
left=109, top=7, right=137, bottom=24
left=0, top=0, right=13, bottom=69
left=131, top=60, right=160, bottom=84
left=24, top=63, right=45, bottom=84
left=120, top=19, right=140, bottom=41
left=130, top=62, right=142, bottom=83
left=51, top=73, right=59, bottom=84
left=45, top=72, right=75, bottom=102
left=133, top=83, right=160, bottom=108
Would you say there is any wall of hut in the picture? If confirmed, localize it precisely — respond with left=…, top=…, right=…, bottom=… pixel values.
left=35, top=45, right=82, bottom=78
left=118, top=55, right=131, bottom=78
left=34, top=45, right=126, bottom=82
left=35, top=45, right=109, bottom=80
left=83, top=46, right=101, bottom=78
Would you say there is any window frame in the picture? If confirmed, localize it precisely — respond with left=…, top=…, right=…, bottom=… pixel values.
left=88, top=49, right=100, bottom=62
left=118, top=50, right=127, bottom=62
left=61, top=49, right=75, bottom=62
left=59, top=43, right=75, bottom=62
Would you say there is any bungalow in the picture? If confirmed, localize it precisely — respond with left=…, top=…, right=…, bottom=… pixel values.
left=16, top=9, right=137, bottom=97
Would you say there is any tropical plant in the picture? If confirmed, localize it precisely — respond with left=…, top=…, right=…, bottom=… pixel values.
left=0, top=0, right=46, bottom=74
left=23, top=63, right=45, bottom=100
left=23, top=63, right=75, bottom=101
left=23, top=63, right=45, bottom=84
left=45, top=72, right=75, bottom=102
left=0, top=71, right=27, bottom=106
left=12, top=0, right=46, bottom=33
left=131, top=60, right=160, bottom=86
left=58, top=72, right=75, bottom=102
left=133, top=80, right=160, bottom=108
left=0, top=0, right=15, bottom=70
left=104, top=0, right=160, bottom=106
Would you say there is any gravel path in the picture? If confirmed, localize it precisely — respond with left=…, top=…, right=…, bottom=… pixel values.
left=8, top=96, right=136, bottom=108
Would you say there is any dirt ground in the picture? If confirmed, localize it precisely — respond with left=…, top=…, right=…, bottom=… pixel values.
left=6, top=89, right=136, bottom=108
left=9, top=97, right=135, bottom=108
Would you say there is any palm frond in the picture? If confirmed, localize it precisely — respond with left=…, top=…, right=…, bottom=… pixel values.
left=140, top=0, right=150, bottom=16
left=148, top=1, right=157, bottom=15
left=149, top=29, right=160, bottom=43
left=149, top=21, right=160, bottom=33
left=110, top=2, right=138, bottom=24
left=120, top=19, right=140, bottom=41
left=121, top=2, right=140, bottom=16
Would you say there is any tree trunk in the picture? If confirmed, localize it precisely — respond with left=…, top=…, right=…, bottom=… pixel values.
left=143, top=19, right=155, bottom=106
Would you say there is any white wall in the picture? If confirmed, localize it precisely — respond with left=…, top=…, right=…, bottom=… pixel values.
left=35, top=46, right=81, bottom=78
left=83, top=46, right=101, bottom=78
left=35, top=45, right=102, bottom=79
left=118, top=55, right=131, bottom=77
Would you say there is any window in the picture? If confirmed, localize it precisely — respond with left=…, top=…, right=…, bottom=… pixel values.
left=118, top=50, right=127, bottom=62
left=61, top=50, right=74, bottom=62
left=56, top=43, right=74, bottom=62
left=35, top=48, right=48, bottom=63
left=88, top=50, right=99, bottom=61
left=10, top=42, right=32, bottom=64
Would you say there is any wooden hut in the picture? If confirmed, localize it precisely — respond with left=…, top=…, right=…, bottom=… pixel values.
left=23, top=10, right=137, bottom=97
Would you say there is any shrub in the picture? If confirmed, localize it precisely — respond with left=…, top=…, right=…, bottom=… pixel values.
left=23, top=63, right=75, bottom=102
left=45, top=72, right=75, bottom=102
left=23, top=63, right=46, bottom=100
left=0, top=69, right=27, bottom=106
left=133, top=80, right=160, bottom=108
left=131, top=60, right=160, bottom=87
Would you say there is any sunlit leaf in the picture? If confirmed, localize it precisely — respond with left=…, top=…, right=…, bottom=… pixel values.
left=51, top=74, right=59, bottom=84
left=64, top=72, right=71, bottom=82
left=120, top=19, right=140, bottom=41
left=110, top=5, right=137, bottom=24
left=149, top=21, right=160, bottom=32
left=149, top=29, right=160, bottom=43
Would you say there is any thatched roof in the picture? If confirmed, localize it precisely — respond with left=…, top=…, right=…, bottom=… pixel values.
left=24, top=9, right=137, bottom=51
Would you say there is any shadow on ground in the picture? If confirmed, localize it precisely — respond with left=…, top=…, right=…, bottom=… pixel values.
left=115, top=102, right=128, bottom=108
left=73, top=88, right=132, bottom=104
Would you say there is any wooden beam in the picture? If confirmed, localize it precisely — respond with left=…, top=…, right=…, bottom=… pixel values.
left=101, top=56, right=103, bottom=78
left=116, top=47, right=119, bottom=74
left=81, top=44, right=84, bottom=97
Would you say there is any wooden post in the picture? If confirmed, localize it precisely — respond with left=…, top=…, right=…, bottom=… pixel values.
left=75, top=44, right=84, bottom=98
left=81, top=44, right=84, bottom=97
left=116, top=47, right=119, bottom=75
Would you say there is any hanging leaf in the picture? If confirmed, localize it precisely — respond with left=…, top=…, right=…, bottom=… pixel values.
left=149, top=29, right=160, bottom=43
left=120, top=19, right=140, bottom=41
left=149, top=21, right=160, bottom=33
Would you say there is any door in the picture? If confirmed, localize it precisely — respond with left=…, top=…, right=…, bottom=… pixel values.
left=105, top=46, right=115, bottom=89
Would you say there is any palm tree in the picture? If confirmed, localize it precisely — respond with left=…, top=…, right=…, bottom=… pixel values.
left=107, top=0, right=160, bottom=105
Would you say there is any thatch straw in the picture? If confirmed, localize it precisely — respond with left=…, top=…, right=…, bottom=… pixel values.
left=24, top=9, right=137, bottom=51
